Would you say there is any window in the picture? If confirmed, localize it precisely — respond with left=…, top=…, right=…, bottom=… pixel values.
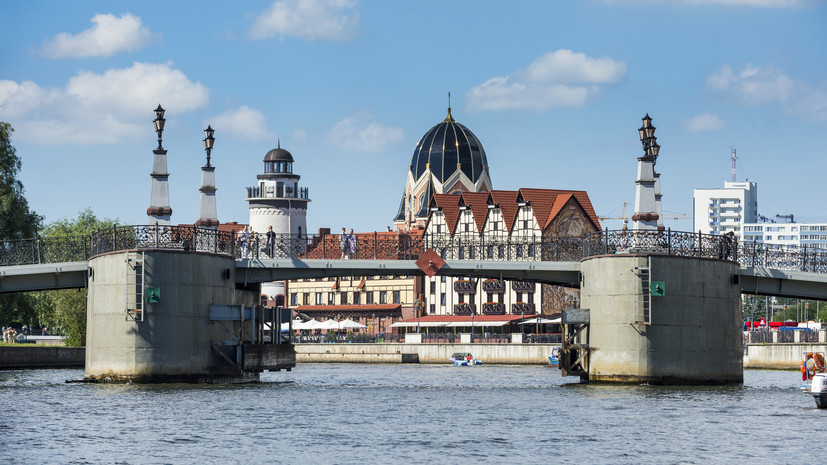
left=487, top=292, right=493, bottom=303
left=328, top=292, right=335, bottom=305
left=522, top=220, right=529, bottom=229
left=516, top=292, right=523, bottom=303
left=459, top=247, right=465, bottom=259
left=528, top=243, right=535, bottom=258
left=493, top=221, right=499, bottom=231
left=303, top=293, right=311, bottom=305
left=528, top=292, right=534, bottom=304
left=340, top=293, right=348, bottom=305
left=315, top=292, right=323, bottom=305
left=290, top=293, right=298, bottom=306
left=366, top=292, right=374, bottom=304
left=440, top=293, right=446, bottom=306
left=379, top=291, right=387, bottom=304
left=393, top=291, right=400, bottom=303
left=469, top=247, right=475, bottom=259
left=430, top=281, right=436, bottom=294
left=464, top=223, right=470, bottom=232
left=516, top=245, right=523, bottom=258
left=498, top=245, right=505, bottom=259
left=430, top=304, right=435, bottom=314
left=487, top=246, right=494, bottom=259
left=436, top=224, right=442, bottom=234
left=353, top=292, right=361, bottom=304
left=441, top=276, right=446, bottom=283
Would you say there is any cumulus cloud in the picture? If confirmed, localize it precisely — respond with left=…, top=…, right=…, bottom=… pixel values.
left=707, top=64, right=827, bottom=121
left=327, top=114, right=404, bottom=153
left=39, top=13, right=157, bottom=58
left=466, top=49, right=626, bottom=112
left=206, top=106, right=275, bottom=141
left=249, top=0, right=359, bottom=41
left=685, top=112, right=726, bottom=132
left=0, top=62, right=209, bottom=144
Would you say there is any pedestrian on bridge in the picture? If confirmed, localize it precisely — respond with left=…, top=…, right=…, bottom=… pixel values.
left=238, top=226, right=251, bottom=259
left=340, top=228, right=349, bottom=259
left=265, top=226, right=275, bottom=258
left=347, top=229, right=357, bottom=259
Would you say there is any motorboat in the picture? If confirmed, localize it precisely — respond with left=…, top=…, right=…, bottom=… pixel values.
left=800, top=352, right=827, bottom=408
left=548, top=346, right=560, bottom=367
left=450, top=352, right=481, bottom=367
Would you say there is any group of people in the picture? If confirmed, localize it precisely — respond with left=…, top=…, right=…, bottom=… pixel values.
left=340, top=228, right=357, bottom=259
left=236, top=225, right=278, bottom=259
left=3, top=326, right=21, bottom=343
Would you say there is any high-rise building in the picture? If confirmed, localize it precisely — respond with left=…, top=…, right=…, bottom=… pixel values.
left=693, top=181, right=758, bottom=238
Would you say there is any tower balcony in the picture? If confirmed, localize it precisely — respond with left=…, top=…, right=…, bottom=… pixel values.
left=246, top=186, right=309, bottom=200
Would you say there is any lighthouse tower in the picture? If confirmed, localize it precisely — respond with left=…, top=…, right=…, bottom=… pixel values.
left=246, top=142, right=310, bottom=299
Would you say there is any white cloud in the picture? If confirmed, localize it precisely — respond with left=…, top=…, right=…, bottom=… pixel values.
left=685, top=112, right=726, bottom=132
left=0, top=62, right=209, bottom=144
left=249, top=0, right=359, bottom=41
left=707, top=64, right=827, bottom=121
left=466, top=49, right=626, bottom=112
left=327, top=114, right=404, bottom=153
left=39, top=13, right=156, bottom=58
left=207, top=106, right=275, bottom=141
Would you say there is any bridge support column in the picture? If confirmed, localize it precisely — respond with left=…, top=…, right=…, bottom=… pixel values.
left=580, top=253, right=742, bottom=385
left=85, top=250, right=292, bottom=383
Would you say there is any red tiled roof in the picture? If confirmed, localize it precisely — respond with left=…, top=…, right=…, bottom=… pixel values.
left=394, top=314, right=529, bottom=324
left=431, top=193, right=462, bottom=234
left=518, top=188, right=601, bottom=232
left=488, top=190, right=520, bottom=232
left=460, top=192, right=490, bottom=232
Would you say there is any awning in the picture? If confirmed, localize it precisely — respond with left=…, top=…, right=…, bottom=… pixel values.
left=390, top=321, right=448, bottom=328
left=519, top=317, right=561, bottom=325
left=447, top=320, right=511, bottom=327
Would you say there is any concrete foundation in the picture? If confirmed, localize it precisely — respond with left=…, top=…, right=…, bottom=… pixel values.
left=85, top=250, right=289, bottom=383
left=580, top=253, right=743, bottom=384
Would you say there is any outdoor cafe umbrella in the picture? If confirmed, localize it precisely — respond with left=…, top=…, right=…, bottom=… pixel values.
left=338, top=318, right=367, bottom=330
left=518, top=317, right=561, bottom=324
left=318, top=319, right=343, bottom=330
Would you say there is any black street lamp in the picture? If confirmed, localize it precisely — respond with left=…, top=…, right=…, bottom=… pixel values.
left=153, top=104, right=166, bottom=150
left=638, top=113, right=659, bottom=161
left=203, top=125, right=215, bottom=167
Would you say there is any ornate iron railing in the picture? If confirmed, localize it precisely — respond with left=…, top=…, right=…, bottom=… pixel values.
left=482, top=303, right=506, bottom=315
left=453, top=280, right=476, bottom=293
left=482, top=279, right=505, bottom=293
left=583, top=229, right=737, bottom=261
left=453, top=303, right=476, bottom=315
left=5, top=227, right=827, bottom=279
left=511, top=281, right=535, bottom=292
left=511, top=303, right=537, bottom=315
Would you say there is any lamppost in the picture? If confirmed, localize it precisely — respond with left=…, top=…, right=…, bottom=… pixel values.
left=415, top=297, right=422, bottom=334
left=153, top=104, right=165, bottom=149
left=203, top=125, right=215, bottom=167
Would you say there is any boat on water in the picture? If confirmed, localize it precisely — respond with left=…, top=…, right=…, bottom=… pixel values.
left=450, top=352, right=481, bottom=367
left=548, top=346, right=560, bottom=367
left=800, top=352, right=827, bottom=408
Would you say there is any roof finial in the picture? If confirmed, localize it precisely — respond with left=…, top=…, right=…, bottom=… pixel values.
left=444, top=91, right=455, bottom=123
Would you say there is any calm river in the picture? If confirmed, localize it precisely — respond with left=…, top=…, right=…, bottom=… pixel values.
left=0, top=365, right=823, bottom=464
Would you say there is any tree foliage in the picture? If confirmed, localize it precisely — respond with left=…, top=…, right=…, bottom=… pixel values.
left=35, top=208, right=120, bottom=346
left=0, top=122, right=43, bottom=328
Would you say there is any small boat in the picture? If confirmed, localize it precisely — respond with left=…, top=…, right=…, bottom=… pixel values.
left=548, top=346, right=560, bottom=367
left=450, top=352, right=481, bottom=366
left=800, top=352, right=827, bottom=408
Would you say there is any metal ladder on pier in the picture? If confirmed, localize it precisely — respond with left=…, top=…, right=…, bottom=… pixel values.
left=125, top=252, right=145, bottom=322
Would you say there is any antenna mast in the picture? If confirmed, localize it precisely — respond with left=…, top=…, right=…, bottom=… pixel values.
left=731, top=146, right=738, bottom=182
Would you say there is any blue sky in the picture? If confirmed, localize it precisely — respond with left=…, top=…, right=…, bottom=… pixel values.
left=2, top=0, right=826, bottom=234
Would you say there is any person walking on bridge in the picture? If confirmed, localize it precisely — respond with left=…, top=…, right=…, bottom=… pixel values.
left=340, top=227, right=349, bottom=259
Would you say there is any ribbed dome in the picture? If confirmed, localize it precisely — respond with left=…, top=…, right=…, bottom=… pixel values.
left=410, top=109, right=489, bottom=184
left=264, top=146, right=294, bottom=163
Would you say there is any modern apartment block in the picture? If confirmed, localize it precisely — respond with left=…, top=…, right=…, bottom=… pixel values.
left=742, top=222, right=827, bottom=250
left=693, top=181, right=758, bottom=238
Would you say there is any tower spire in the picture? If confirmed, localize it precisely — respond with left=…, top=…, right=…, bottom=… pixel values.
left=444, top=91, right=455, bottom=122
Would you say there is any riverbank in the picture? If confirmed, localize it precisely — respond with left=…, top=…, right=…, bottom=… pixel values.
left=744, top=342, right=827, bottom=370
left=0, top=346, right=84, bottom=369
left=295, top=342, right=556, bottom=364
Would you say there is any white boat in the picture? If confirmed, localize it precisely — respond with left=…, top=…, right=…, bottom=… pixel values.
left=450, top=352, right=482, bottom=367
left=800, top=352, right=827, bottom=409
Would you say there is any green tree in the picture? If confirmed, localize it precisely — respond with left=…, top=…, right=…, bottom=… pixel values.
left=0, top=122, right=43, bottom=328
left=36, top=208, right=120, bottom=346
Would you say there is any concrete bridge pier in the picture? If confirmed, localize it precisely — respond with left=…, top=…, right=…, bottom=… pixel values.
left=577, top=253, right=743, bottom=384
left=85, top=249, right=295, bottom=383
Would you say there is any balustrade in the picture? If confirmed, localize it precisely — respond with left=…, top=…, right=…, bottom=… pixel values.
left=511, top=303, right=536, bottom=315
left=453, top=303, right=476, bottom=315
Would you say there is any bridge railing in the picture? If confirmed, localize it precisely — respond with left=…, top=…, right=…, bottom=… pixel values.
left=0, top=236, right=93, bottom=266
left=89, top=225, right=235, bottom=257
left=582, top=229, right=735, bottom=260
left=737, top=240, right=827, bottom=273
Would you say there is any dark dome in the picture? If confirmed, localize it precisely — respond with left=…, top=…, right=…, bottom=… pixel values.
left=264, top=146, right=293, bottom=163
left=410, top=109, right=489, bottom=184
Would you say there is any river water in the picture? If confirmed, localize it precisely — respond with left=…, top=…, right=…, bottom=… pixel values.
left=0, top=365, right=823, bottom=464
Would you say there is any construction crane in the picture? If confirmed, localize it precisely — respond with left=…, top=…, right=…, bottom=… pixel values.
left=599, top=203, right=691, bottom=231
